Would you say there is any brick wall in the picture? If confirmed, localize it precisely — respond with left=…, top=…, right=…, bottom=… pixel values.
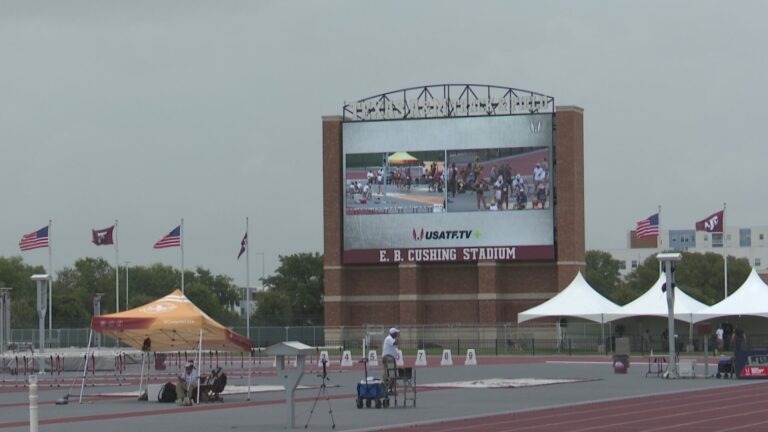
left=323, top=106, right=585, bottom=328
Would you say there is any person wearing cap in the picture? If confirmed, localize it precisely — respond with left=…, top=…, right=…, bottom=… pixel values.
left=176, top=361, right=199, bottom=406
left=382, top=328, right=399, bottom=394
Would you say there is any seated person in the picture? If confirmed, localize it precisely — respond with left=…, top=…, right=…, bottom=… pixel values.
left=176, top=361, right=199, bottom=406
left=201, top=366, right=227, bottom=402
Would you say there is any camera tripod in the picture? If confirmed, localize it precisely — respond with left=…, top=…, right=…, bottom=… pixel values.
left=304, top=359, right=336, bottom=429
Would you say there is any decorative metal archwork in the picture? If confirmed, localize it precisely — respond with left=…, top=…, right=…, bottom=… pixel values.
left=343, top=84, right=554, bottom=122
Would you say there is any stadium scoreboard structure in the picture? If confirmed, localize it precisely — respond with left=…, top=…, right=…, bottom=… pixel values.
left=323, top=85, right=585, bottom=332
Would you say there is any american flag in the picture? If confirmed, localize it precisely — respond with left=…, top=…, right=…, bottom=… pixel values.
left=635, top=213, right=659, bottom=238
left=19, top=226, right=50, bottom=251
left=237, top=232, right=247, bottom=259
left=153, top=226, right=181, bottom=249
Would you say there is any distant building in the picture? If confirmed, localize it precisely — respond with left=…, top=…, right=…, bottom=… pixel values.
left=235, top=286, right=259, bottom=317
left=607, top=226, right=768, bottom=278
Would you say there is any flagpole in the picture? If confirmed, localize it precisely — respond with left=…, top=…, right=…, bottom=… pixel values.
left=723, top=202, right=728, bottom=298
left=657, top=205, right=662, bottom=275
left=115, top=219, right=119, bottom=313
left=246, top=217, right=251, bottom=342
left=181, top=219, right=185, bottom=294
left=48, top=219, right=53, bottom=335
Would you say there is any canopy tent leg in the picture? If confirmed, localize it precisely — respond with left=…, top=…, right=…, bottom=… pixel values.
left=196, top=329, right=202, bottom=405
left=138, top=352, right=147, bottom=396
left=600, top=314, right=606, bottom=355
left=78, top=330, right=93, bottom=404
left=689, top=315, right=694, bottom=351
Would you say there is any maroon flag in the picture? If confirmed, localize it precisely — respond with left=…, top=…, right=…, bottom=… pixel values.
left=92, top=225, right=115, bottom=245
left=695, top=210, right=724, bottom=233
left=237, top=232, right=247, bottom=259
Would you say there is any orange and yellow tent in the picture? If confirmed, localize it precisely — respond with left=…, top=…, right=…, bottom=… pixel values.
left=387, top=151, right=420, bottom=165
left=90, top=289, right=251, bottom=352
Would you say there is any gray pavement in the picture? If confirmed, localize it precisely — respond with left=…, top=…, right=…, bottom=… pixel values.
left=0, top=356, right=756, bottom=432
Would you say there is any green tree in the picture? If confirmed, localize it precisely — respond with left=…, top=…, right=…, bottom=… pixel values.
left=34, top=258, right=244, bottom=328
left=622, top=251, right=751, bottom=306
left=253, top=252, right=323, bottom=326
left=621, top=254, right=663, bottom=303
left=585, top=250, right=622, bottom=300
left=55, top=257, right=115, bottom=323
left=674, top=252, right=750, bottom=304
left=0, top=256, right=46, bottom=328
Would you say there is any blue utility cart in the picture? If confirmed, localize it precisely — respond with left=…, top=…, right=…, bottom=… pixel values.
left=356, top=378, right=390, bottom=409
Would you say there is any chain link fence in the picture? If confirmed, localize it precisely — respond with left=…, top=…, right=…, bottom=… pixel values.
left=7, top=321, right=765, bottom=355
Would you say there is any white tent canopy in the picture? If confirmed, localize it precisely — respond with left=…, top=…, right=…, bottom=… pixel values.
left=518, top=272, right=620, bottom=324
left=603, top=274, right=708, bottom=323
left=692, top=268, right=768, bottom=323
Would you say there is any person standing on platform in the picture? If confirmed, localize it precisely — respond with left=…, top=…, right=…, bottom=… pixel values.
left=382, top=328, right=399, bottom=394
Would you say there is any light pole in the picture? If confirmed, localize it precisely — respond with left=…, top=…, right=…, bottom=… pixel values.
left=31, top=275, right=50, bottom=353
left=657, top=252, right=682, bottom=378
left=0, top=287, right=11, bottom=355
left=93, top=293, right=104, bottom=348
left=247, top=252, right=266, bottom=341
left=124, top=262, right=130, bottom=310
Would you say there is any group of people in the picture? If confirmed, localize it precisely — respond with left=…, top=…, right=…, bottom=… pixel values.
left=715, top=322, right=748, bottom=354
left=387, top=167, right=414, bottom=192
left=347, top=180, right=372, bottom=202
left=641, top=322, right=749, bottom=355
left=446, top=156, right=549, bottom=211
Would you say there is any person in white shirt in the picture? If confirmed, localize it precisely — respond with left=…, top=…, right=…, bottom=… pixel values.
left=176, top=361, right=199, bottom=406
left=382, top=328, right=399, bottom=394
left=715, top=326, right=724, bottom=354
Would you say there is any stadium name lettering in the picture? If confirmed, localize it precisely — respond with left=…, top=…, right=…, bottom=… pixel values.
left=347, top=95, right=550, bottom=120
left=378, top=247, right=516, bottom=263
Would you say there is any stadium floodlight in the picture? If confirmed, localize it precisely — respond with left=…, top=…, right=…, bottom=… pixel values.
left=656, top=253, right=682, bottom=378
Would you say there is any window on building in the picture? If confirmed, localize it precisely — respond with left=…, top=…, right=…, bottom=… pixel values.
left=619, top=261, right=626, bottom=270
left=757, top=258, right=762, bottom=267
left=631, top=260, right=638, bottom=269
left=761, top=234, right=765, bottom=241
left=712, top=233, right=723, bottom=248
left=741, top=228, right=752, bottom=247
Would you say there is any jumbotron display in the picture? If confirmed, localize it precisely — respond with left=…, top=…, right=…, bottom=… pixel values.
left=343, top=113, right=555, bottom=264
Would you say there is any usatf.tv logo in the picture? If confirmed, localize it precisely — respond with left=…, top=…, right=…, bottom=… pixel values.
left=412, top=228, right=474, bottom=241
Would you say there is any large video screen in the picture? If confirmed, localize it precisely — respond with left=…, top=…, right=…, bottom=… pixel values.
left=342, top=114, right=554, bottom=264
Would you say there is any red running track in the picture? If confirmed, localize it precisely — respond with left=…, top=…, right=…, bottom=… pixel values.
left=380, top=381, right=768, bottom=432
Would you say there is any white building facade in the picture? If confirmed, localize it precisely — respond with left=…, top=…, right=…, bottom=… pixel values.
left=607, top=226, right=768, bottom=278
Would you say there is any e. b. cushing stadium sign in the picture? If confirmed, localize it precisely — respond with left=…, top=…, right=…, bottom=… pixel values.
left=343, top=245, right=555, bottom=264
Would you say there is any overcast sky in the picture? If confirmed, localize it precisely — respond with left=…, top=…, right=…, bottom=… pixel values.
left=2, top=1, right=766, bottom=287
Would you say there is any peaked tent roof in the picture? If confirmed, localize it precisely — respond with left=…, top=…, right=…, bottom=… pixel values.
left=692, top=269, right=768, bottom=323
left=91, top=289, right=251, bottom=352
left=518, top=272, right=621, bottom=324
left=604, top=274, right=708, bottom=323
left=387, top=151, right=420, bottom=165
